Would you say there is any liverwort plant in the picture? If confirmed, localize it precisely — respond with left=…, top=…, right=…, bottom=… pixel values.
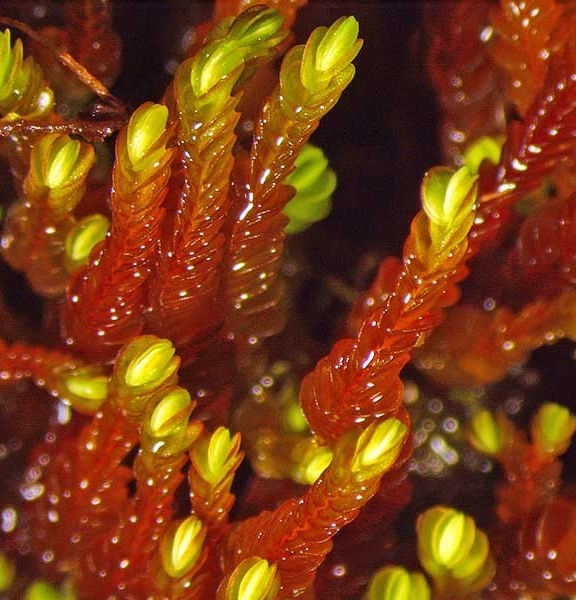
left=2, top=2, right=576, bottom=599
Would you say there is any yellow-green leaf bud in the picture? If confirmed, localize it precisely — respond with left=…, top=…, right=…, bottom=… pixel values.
left=123, top=337, right=178, bottom=390
left=284, top=143, right=336, bottom=234
left=282, top=401, right=309, bottom=433
left=462, top=136, right=503, bottom=175
left=417, top=505, right=495, bottom=592
left=65, top=213, right=109, bottom=271
left=418, top=507, right=474, bottom=570
left=0, top=553, right=15, bottom=592
left=451, top=528, right=491, bottom=581
left=468, top=410, right=505, bottom=457
left=421, top=166, right=477, bottom=252
left=192, top=426, right=242, bottom=485
left=531, top=402, right=576, bottom=458
left=161, top=516, right=206, bottom=579
left=126, top=102, right=170, bottom=172
left=301, top=17, right=362, bottom=94
left=32, top=134, right=95, bottom=194
left=0, top=30, right=15, bottom=90
left=221, top=557, right=279, bottom=600
left=24, top=580, right=74, bottom=600
left=228, top=6, right=286, bottom=51
left=148, top=387, right=192, bottom=437
left=183, top=6, right=286, bottom=108
left=63, top=367, right=109, bottom=414
left=351, top=418, right=407, bottom=475
left=190, top=41, right=243, bottom=97
left=46, top=138, right=81, bottom=189
left=364, top=566, right=431, bottom=600
left=292, top=440, right=333, bottom=485
left=0, top=30, right=53, bottom=119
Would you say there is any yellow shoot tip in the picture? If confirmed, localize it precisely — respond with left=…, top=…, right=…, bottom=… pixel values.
left=65, top=214, right=109, bottom=268
left=292, top=442, right=333, bottom=485
left=468, top=410, right=504, bottom=456
left=126, top=102, right=170, bottom=171
left=123, top=338, right=177, bottom=389
left=0, top=553, right=15, bottom=592
left=161, top=516, right=206, bottom=579
left=192, top=426, right=242, bottom=485
left=45, top=138, right=81, bottom=189
left=63, top=368, right=109, bottom=413
left=351, top=417, right=407, bottom=474
left=222, top=557, right=279, bottom=600
left=31, top=134, right=94, bottom=195
left=364, top=566, right=431, bottom=600
left=148, top=387, right=192, bottom=437
left=417, top=505, right=494, bottom=592
left=301, top=16, right=362, bottom=94
left=421, top=165, right=477, bottom=253
left=531, top=402, right=576, bottom=457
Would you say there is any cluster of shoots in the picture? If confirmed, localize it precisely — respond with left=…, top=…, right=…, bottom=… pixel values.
left=0, top=0, right=576, bottom=599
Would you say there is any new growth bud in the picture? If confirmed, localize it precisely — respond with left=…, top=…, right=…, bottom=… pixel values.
left=65, top=214, right=109, bottom=271
left=161, top=516, right=206, bottom=579
left=188, top=6, right=286, bottom=98
left=219, top=557, right=279, bottom=600
left=32, top=134, right=95, bottom=198
left=227, top=7, right=285, bottom=49
left=283, top=143, right=337, bottom=234
left=0, top=29, right=53, bottom=118
left=351, top=418, right=407, bottom=475
left=462, top=136, right=503, bottom=175
left=421, top=166, right=477, bottom=253
left=531, top=402, right=576, bottom=458
left=417, top=505, right=494, bottom=594
left=24, top=580, right=74, bottom=600
left=0, top=553, right=14, bottom=592
left=122, top=337, right=179, bottom=390
left=291, top=440, right=333, bottom=485
left=301, top=16, right=362, bottom=94
left=468, top=410, right=507, bottom=457
left=63, top=366, right=109, bottom=414
left=148, top=388, right=192, bottom=437
left=191, top=426, right=242, bottom=485
left=126, top=102, right=171, bottom=172
left=364, top=566, right=430, bottom=600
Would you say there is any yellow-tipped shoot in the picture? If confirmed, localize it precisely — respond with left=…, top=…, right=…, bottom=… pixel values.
left=462, top=136, right=503, bottom=175
left=160, top=516, right=206, bottom=579
left=65, top=214, right=109, bottom=271
left=0, top=553, right=14, bottom=592
left=417, top=505, right=495, bottom=593
left=191, top=426, right=242, bottom=486
left=32, top=134, right=94, bottom=195
left=351, top=417, right=408, bottom=477
left=364, top=565, right=431, bottom=600
left=283, top=143, right=336, bottom=234
left=301, top=16, right=362, bottom=94
left=219, top=557, right=279, bottom=600
left=421, top=166, right=477, bottom=254
left=121, top=336, right=179, bottom=391
left=468, top=410, right=511, bottom=457
left=62, top=366, right=109, bottom=414
left=187, top=6, right=286, bottom=100
left=0, top=29, right=53, bottom=119
left=531, top=402, right=576, bottom=458
left=126, top=102, right=171, bottom=173
left=291, top=439, right=333, bottom=485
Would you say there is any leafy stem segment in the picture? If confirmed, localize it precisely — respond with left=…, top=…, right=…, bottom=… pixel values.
left=302, top=167, right=478, bottom=441
left=63, top=102, right=175, bottom=359
left=223, top=16, right=362, bottom=343
left=147, top=6, right=287, bottom=348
